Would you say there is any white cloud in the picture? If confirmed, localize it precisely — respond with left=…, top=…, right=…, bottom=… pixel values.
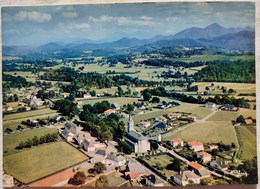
left=89, top=15, right=154, bottom=26
left=57, top=23, right=90, bottom=31
left=15, top=11, right=52, bottom=22
left=62, top=11, right=78, bottom=18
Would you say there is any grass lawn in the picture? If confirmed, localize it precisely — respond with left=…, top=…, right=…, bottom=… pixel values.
left=235, top=126, right=256, bottom=160
left=3, top=141, right=88, bottom=184
left=106, top=172, right=127, bottom=186
left=133, top=101, right=212, bottom=123
left=142, top=154, right=177, bottom=177
left=3, top=127, right=59, bottom=156
left=207, top=108, right=256, bottom=121
left=3, top=108, right=58, bottom=121
left=193, top=82, right=256, bottom=95
left=163, top=122, right=238, bottom=146
left=78, top=97, right=141, bottom=106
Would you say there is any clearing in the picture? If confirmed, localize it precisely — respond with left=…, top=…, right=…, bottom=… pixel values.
left=3, top=141, right=88, bottom=184
left=163, top=122, right=238, bottom=146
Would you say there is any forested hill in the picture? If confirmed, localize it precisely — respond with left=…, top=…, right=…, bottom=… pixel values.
left=193, top=60, right=255, bottom=83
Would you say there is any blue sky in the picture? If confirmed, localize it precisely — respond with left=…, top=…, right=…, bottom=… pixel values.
left=2, top=2, right=255, bottom=46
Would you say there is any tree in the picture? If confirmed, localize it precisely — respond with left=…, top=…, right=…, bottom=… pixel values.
left=228, top=88, right=236, bottom=94
left=167, top=158, right=181, bottom=172
left=236, top=115, right=245, bottom=123
left=205, top=86, right=210, bottom=91
left=93, top=162, right=106, bottom=174
left=151, top=97, right=160, bottom=103
left=25, top=138, right=33, bottom=148
left=32, top=136, right=39, bottom=146
left=95, top=175, right=108, bottom=187
left=118, top=140, right=133, bottom=154
left=143, top=92, right=151, bottom=101
left=150, top=141, right=159, bottom=151
left=117, top=86, right=124, bottom=97
left=238, top=157, right=258, bottom=184
left=69, top=171, right=87, bottom=186
left=13, top=94, right=19, bottom=101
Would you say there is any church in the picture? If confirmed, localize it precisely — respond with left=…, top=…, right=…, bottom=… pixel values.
left=124, top=115, right=151, bottom=153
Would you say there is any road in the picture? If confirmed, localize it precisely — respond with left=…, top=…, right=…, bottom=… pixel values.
left=158, top=144, right=225, bottom=178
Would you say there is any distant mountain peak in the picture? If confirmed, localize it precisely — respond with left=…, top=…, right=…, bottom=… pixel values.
left=205, top=23, right=225, bottom=30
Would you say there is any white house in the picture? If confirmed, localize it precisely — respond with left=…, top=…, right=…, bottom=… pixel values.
left=205, top=102, right=216, bottom=109
left=188, top=141, right=204, bottom=152
left=104, top=109, right=116, bottom=116
left=197, top=152, right=212, bottom=163
left=155, top=116, right=167, bottom=122
left=3, top=173, right=14, bottom=187
left=173, top=170, right=200, bottom=186
left=83, top=93, right=92, bottom=99
left=169, top=138, right=184, bottom=147
left=105, top=154, right=126, bottom=167
left=167, top=113, right=182, bottom=120
left=2, top=106, right=13, bottom=111
left=138, top=121, right=151, bottom=128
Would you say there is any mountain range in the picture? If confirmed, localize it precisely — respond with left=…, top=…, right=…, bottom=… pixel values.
left=3, top=23, right=255, bottom=56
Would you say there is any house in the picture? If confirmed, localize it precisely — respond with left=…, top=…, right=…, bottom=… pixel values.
left=89, top=150, right=108, bottom=163
left=60, top=122, right=77, bottom=141
left=2, top=106, right=13, bottom=111
left=104, top=109, right=116, bottom=116
left=145, top=174, right=164, bottom=187
left=244, top=119, right=253, bottom=125
left=30, top=98, right=44, bottom=106
left=3, top=173, right=14, bottom=187
left=188, top=141, right=204, bottom=152
left=172, top=170, right=200, bottom=186
left=120, top=112, right=129, bottom=118
left=167, top=113, right=182, bottom=120
left=134, top=103, right=146, bottom=110
left=169, top=138, right=184, bottom=147
left=205, top=102, right=216, bottom=109
left=82, top=139, right=106, bottom=152
left=105, top=154, right=126, bottom=167
left=223, top=104, right=235, bottom=111
left=124, top=161, right=144, bottom=181
left=155, top=104, right=166, bottom=109
left=154, top=122, right=171, bottom=131
left=53, top=115, right=62, bottom=121
left=138, top=121, right=151, bottom=128
left=111, top=103, right=120, bottom=110
left=208, top=145, right=218, bottom=150
left=74, top=132, right=91, bottom=145
left=83, top=93, right=92, bottom=99
left=197, top=152, right=212, bottom=163
left=210, top=159, right=228, bottom=171
left=186, top=115, right=197, bottom=121
left=155, top=116, right=167, bottom=122
left=188, top=162, right=211, bottom=178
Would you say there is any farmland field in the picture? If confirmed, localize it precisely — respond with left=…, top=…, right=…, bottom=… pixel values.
left=78, top=97, right=141, bottom=106
left=3, top=141, right=88, bottom=184
left=3, top=108, right=58, bottom=121
left=235, top=126, right=256, bottom=160
left=163, top=122, right=238, bottom=146
left=206, top=108, right=256, bottom=121
left=3, top=127, right=59, bottom=156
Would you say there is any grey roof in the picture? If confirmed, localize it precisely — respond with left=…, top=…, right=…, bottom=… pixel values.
left=174, top=170, right=200, bottom=181
left=126, top=131, right=146, bottom=142
left=224, top=104, right=235, bottom=109
left=197, top=167, right=211, bottom=177
left=211, top=159, right=228, bottom=169
left=146, top=174, right=163, bottom=185
left=111, top=103, right=120, bottom=108
left=106, top=154, right=125, bottom=162
left=95, top=150, right=107, bottom=156
left=65, top=122, right=77, bottom=134
left=155, top=122, right=170, bottom=129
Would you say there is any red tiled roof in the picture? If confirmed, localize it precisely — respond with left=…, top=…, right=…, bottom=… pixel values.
left=159, top=116, right=167, bottom=120
left=245, top=119, right=253, bottom=124
left=188, top=162, right=203, bottom=170
left=129, top=173, right=140, bottom=179
left=198, top=151, right=212, bottom=157
left=104, top=109, right=115, bottom=113
left=29, top=169, right=74, bottom=187
left=139, top=121, right=150, bottom=125
left=168, top=113, right=181, bottom=116
left=188, top=141, right=203, bottom=146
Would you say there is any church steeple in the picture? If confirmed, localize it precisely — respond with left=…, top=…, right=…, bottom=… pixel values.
left=128, top=114, right=135, bottom=132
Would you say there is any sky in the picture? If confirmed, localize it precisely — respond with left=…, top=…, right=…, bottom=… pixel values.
left=2, top=2, right=255, bottom=46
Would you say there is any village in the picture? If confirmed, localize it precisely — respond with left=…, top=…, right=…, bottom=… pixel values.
left=2, top=84, right=256, bottom=187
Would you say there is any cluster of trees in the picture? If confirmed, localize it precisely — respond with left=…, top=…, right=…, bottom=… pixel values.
left=238, top=157, right=258, bottom=184
left=106, top=70, right=140, bottom=75
left=117, top=140, right=133, bottom=154
left=36, top=90, right=56, bottom=100
left=3, top=94, right=19, bottom=103
left=193, top=60, right=255, bottom=83
left=68, top=171, right=87, bottom=186
left=3, top=74, right=33, bottom=89
left=81, top=113, right=126, bottom=143
left=141, top=86, right=168, bottom=101
left=235, top=115, right=255, bottom=124
left=53, top=98, right=79, bottom=117
left=16, top=133, right=58, bottom=149
left=141, top=59, right=207, bottom=68
left=81, top=101, right=110, bottom=115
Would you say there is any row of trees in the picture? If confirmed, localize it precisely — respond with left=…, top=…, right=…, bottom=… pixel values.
left=16, top=133, right=58, bottom=149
